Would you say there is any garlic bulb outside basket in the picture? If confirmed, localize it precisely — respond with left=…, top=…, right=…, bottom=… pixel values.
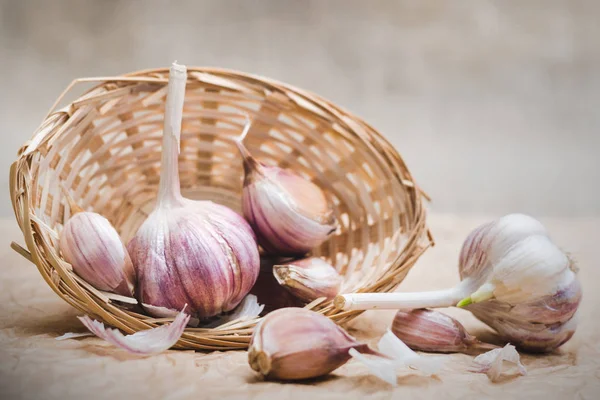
left=335, top=214, right=582, bottom=352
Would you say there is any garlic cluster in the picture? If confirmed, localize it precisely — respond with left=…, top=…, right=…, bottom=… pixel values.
left=335, top=214, right=582, bottom=352
left=248, top=307, right=440, bottom=384
left=392, top=309, right=497, bottom=354
left=273, top=257, right=342, bottom=302
left=127, top=63, right=260, bottom=319
left=236, top=123, right=337, bottom=255
left=59, top=190, right=135, bottom=297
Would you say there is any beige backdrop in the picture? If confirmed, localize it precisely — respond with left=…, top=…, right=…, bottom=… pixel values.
left=1, top=0, right=599, bottom=218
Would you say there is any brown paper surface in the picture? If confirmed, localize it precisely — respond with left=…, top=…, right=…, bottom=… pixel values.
left=1, top=215, right=599, bottom=400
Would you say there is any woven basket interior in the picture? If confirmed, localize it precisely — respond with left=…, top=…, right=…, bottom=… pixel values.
left=10, top=67, right=431, bottom=350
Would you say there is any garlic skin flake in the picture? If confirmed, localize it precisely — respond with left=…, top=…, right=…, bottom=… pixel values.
left=248, top=307, right=379, bottom=381
left=60, top=198, right=135, bottom=297
left=349, top=331, right=442, bottom=386
left=236, top=122, right=337, bottom=255
left=128, top=63, right=260, bottom=319
left=78, top=309, right=190, bottom=355
left=273, top=257, right=343, bottom=302
left=392, top=309, right=496, bottom=354
left=471, top=344, right=527, bottom=382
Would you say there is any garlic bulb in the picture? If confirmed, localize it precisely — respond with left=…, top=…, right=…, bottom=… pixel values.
left=248, top=307, right=440, bottom=383
left=392, top=309, right=497, bottom=354
left=335, top=214, right=581, bottom=352
left=236, top=122, right=336, bottom=255
left=127, top=62, right=260, bottom=319
left=59, top=191, right=135, bottom=297
left=273, top=257, right=343, bottom=302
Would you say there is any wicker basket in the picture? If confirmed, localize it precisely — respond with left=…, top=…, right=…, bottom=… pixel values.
left=10, top=67, right=432, bottom=350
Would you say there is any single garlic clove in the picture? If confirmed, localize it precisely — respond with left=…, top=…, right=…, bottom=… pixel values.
left=248, top=307, right=374, bottom=380
left=391, top=309, right=496, bottom=354
left=60, top=200, right=135, bottom=297
left=273, top=257, right=343, bottom=302
left=236, top=123, right=337, bottom=256
left=249, top=256, right=304, bottom=314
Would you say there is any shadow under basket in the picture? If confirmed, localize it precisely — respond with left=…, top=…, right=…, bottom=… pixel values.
left=10, top=67, right=432, bottom=350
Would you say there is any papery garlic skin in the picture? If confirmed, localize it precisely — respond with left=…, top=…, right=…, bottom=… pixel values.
left=237, top=132, right=336, bottom=255
left=60, top=211, right=135, bottom=297
left=471, top=344, right=527, bottom=382
left=273, top=257, right=342, bottom=302
left=78, top=308, right=190, bottom=355
left=248, top=307, right=375, bottom=380
left=128, top=62, right=260, bottom=319
left=392, top=309, right=496, bottom=354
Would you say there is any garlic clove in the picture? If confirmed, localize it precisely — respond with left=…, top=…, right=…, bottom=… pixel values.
left=78, top=308, right=190, bottom=355
left=471, top=344, right=527, bottom=382
left=250, top=256, right=304, bottom=313
left=391, top=309, right=497, bottom=354
left=509, top=274, right=581, bottom=325
left=273, top=257, right=343, bottom=302
left=248, top=307, right=375, bottom=381
left=236, top=120, right=337, bottom=256
left=59, top=193, right=135, bottom=297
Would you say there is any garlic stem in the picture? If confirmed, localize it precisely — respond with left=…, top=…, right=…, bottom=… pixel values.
left=157, top=62, right=187, bottom=207
left=60, top=184, right=83, bottom=214
left=335, top=279, right=475, bottom=311
left=235, top=116, right=261, bottom=176
left=457, top=282, right=496, bottom=307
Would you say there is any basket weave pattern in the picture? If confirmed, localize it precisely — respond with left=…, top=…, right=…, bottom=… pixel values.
left=10, top=67, right=431, bottom=350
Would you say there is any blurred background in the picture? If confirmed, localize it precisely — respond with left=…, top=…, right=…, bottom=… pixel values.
left=1, top=0, right=598, bottom=218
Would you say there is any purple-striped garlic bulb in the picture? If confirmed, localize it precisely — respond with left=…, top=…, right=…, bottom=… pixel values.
left=336, top=214, right=582, bottom=352
left=59, top=193, right=135, bottom=297
left=235, top=123, right=336, bottom=255
left=127, top=62, right=260, bottom=319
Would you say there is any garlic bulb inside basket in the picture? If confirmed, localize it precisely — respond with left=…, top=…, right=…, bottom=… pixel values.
left=127, top=62, right=260, bottom=319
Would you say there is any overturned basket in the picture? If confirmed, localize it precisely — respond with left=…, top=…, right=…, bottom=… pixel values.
left=10, top=67, right=432, bottom=350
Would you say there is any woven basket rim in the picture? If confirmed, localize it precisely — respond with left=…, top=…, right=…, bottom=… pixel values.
left=10, top=66, right=432, bottom=350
